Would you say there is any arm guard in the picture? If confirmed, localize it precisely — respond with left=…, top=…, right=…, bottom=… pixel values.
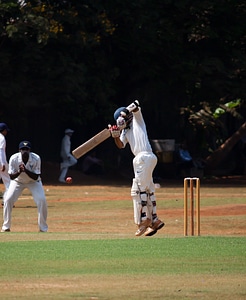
left=120, top=100, right=139, bottom=117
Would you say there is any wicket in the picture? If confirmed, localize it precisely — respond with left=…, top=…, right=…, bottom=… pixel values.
left=184, top=177, right=200, bottom=236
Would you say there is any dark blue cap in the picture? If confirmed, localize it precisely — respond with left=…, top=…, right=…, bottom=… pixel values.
left=0, top=123, right=10, bottom=132
left=19, top=141, right=32, bottom=149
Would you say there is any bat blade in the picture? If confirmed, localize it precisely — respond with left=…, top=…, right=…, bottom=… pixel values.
left=72, top=128, right=111, bottom=159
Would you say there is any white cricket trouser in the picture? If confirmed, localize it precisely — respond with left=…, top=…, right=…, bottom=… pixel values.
left=131, top=152, right=157, bottom=224
left=133, top=151, right=157, bottom=192
left=2, top=180, right=48, bottom=232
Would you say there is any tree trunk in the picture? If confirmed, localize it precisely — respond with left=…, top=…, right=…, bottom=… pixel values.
left=205, top=122, right=246, bottom=169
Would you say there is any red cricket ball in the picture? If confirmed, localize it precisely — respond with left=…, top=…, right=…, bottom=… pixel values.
left=66, top=177, right=73, bottom=184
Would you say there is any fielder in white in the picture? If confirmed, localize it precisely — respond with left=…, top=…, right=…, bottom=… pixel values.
left=1, top=141, right=48, bottom=232
left=0, top=123, right=10, bottom=205
left=110, top=100, right=165, bottom=236
left=59, top=128, right=77, bottom=183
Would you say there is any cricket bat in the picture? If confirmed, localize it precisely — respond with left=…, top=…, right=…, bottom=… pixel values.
left=72, top=100, right=139, bottom=159
left=72, top=128, right=111, bottom=159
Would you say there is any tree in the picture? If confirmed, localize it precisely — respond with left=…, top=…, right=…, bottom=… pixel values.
left=183, top=99, right=246, bottom=173
left=0, top=0, right=245, bottom=166
left=205, top=122, right=246, bottom=169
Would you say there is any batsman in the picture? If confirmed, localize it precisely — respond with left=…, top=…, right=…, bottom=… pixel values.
left=109, top=100, right=165, bottom=236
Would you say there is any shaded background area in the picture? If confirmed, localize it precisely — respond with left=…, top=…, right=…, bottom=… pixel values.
left=0, top=1, right=246, bottom=178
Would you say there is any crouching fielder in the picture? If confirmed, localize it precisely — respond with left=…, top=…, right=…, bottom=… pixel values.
left=110, top=100, right=164, bottom=236
left=1, top=141, right=48, bottom=233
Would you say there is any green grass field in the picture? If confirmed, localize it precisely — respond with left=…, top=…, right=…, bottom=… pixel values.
left=0, top=237, right=245, bottom=299
left=0, top=182, right=245, bottom=299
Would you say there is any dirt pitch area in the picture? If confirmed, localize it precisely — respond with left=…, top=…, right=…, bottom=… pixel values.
left=1, top=162, right=245, bottom=237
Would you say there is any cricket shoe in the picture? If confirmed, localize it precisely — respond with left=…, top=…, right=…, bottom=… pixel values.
left=1, top=228, right=10, bottom=232
left=1, top=202, right=15, bottom=208
left=135, top=219, right=152, bottom=236
left=58, top=179, right=66, bottom=183
left=144, top=219, right=165, bottom=236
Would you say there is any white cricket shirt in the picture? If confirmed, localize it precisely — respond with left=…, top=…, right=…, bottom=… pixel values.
left=120, top=108, right=152, bottom=156
left=8, top=152, right=41, bottom=183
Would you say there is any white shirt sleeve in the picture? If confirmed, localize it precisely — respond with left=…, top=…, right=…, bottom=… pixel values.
left=0, top=134, right=7, bottom=165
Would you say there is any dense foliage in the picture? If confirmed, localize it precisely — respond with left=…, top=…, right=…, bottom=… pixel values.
left=0, top=0, right=245, bottom=173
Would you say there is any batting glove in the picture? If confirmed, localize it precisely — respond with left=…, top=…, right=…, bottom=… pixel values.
left=108, top=125, right=121, bottom=138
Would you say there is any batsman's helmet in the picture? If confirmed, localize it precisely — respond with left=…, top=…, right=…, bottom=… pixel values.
left=114, top=107, right=133, bottom=127
left=114, top=107, right=125, bottom=121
